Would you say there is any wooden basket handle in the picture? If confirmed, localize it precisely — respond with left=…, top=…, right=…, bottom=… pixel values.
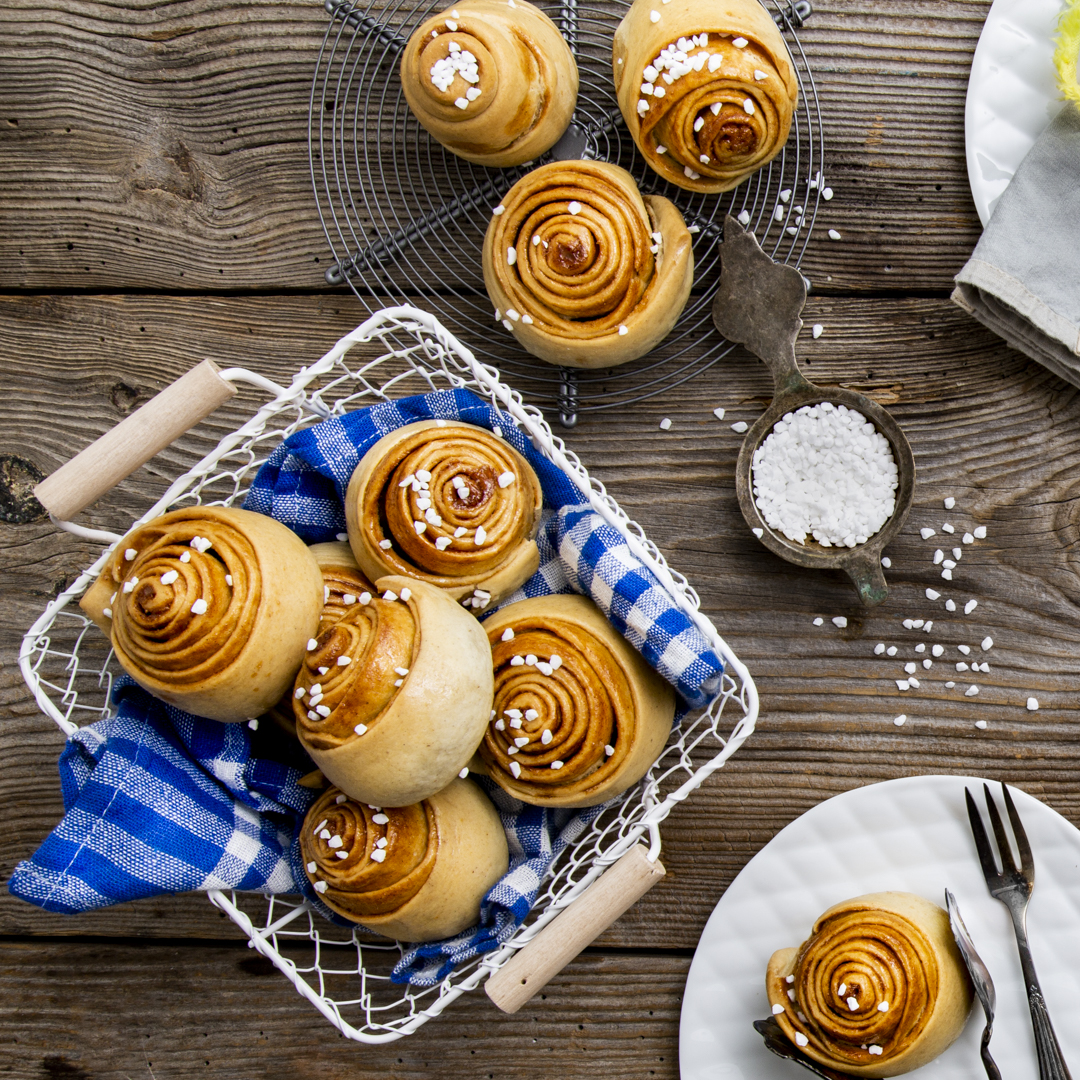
left=484, top=844, right=665, bottom=1014
left=34, top=360, right=237, bottom=521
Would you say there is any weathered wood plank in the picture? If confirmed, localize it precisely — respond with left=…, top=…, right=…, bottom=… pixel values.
left=0, top=0, right=992, bottom=294
left=4, top=293, right=1080, bottom=950
left=0, top=940, right=685, bottom=1079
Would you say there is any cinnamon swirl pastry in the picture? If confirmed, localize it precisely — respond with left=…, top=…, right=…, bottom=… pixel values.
left=766, top=892, right=973, bottom=1077
left=482, top=161, right=694, bottom=368
left=295, top=575, right=494, bottom=807
left=400, top=0, right=577, bottom=167
left=476, top=595, right=674, bottom=807
left=613, top=0, right=798, bottom=193
left=301, top=779, right=509, bottom=941
left=309, top=542, right=376, bottom=628
left=345, top=420, right=543, bottom=610
left=263, top=543, right=377, bottom=738
left=79, top=507, right=323, bottom=723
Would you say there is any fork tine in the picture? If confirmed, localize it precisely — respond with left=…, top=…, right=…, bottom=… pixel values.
left=983, top=783, right=1019, bottom=874
left=1001, top=783, right=1035, bottom=882
left=966, top=787, right=1001, bottom=882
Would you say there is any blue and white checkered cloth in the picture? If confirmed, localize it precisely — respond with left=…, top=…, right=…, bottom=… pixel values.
left=10, top=387, right=725, bottom=987
left=8, top=678, right=312, bottom=914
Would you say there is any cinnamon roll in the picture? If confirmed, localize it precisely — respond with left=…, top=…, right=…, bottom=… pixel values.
left=400, top=0, right=577, bottom=167
left=766, top=892, right=973, bottom=1077
left=476, top=595, right=675, bottom=807
left=613, top=0, right=798, bottom=193
left=263, top=543, right=377, bottom=738
left=294, top=575, right=494, bottom=807
left=309, top=542, right=377, bottom=629
left=79, top=506, right=323, bottom=723
left=301, top=779, right=509, bottom=941
left=345, top=420, right=543, bottom=610
left=482, top=161, right=694, bottom=368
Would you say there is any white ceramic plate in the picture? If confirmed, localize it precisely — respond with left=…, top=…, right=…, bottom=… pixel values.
left=679, top=774, right=1080, bottom=1080
left=965, top=0, right=1069, bottom=226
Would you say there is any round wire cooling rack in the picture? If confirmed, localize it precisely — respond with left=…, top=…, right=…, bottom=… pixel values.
left=20, top=307, right=759, bottom=1044
left=309, top=0, right=822, bottom=425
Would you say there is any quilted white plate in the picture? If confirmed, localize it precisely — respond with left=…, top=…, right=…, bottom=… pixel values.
left=679, top=774, right=1080, bottom=1080
left=965, top=0, right=1069, bottom=226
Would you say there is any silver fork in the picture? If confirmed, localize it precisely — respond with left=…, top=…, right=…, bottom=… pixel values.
left=966, top=783, right=1073, bottom=1080
left=946, top=888, right=1001, bottom=1080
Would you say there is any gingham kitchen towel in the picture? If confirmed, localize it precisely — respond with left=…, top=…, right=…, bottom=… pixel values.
left=11, top=387, right=725, bottom=986
left=8, top=678, right=314, bottom=914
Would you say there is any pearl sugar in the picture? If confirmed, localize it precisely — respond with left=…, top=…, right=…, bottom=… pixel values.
left=752, top=402, right=898, bottom=548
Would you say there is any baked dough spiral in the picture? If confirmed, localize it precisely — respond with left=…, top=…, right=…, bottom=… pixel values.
left=295, top=575, right=494, bottom=807
left=79, top=506, right=324, bottom=723
left=309, top=542, right=377, bottom=629
left=300, top=779, right=509, bottom=941
left=345, top=420, right=543, bottom=610
left=613, top=0, right=798, bottom=193
left=482, top=160, right=694, bottom=368
left=476, top=595, right=674, bottom=807
left=766, top=892, right=973, bottom=1077
left=263, top=542, right=377, bottom=739
left=400, top=0, right=577, bottom=167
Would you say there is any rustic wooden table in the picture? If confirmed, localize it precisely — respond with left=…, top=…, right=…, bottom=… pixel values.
left=4, top=0, right=1080, bottom=1076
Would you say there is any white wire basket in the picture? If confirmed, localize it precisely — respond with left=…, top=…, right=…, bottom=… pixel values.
left=19, top=305, right=758, bottom=1043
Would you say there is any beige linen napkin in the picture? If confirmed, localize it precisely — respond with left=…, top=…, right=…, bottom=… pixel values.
left=953, top=105, right=1080, bottom=387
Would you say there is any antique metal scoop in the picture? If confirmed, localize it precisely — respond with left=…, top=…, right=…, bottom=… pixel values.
left=712, top=216, right=915, bottom=606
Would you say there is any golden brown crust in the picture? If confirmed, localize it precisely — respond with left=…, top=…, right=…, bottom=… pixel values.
left=613, top=0, right=798, bottom=193
left=78, top=506, right=324, bottom=723
left=477, top=595, right=674, bottom=807
left=765, top=892, right=973, bottom=1077
left=345, top=420, right=542, bottom=609
left=262, top=543, right=379, bottom=736
left=400, top=0, right=577, bottom=167
left=309, top=542, right=377, bottom=628
left=300, top=780, right=509, bottom=942
left=295, top=576, right=495, bottom=807
left=482, top=161, right=694, bottom=368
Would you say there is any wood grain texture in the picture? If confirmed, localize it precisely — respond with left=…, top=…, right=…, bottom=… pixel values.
left=4, top=293, right=1080, bottom=954
left=0, top=940, right=685, bottom=1079
left=4, top=1, right=1078, bottom=1065
left=0, top=0, right=991, bottom=294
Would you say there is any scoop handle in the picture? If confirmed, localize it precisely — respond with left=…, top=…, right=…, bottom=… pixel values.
left=844, top=548, right=889, bottom=607
left=484, top=844, right=665, bottom=1013
left=34, top=360, right=237, bottom=521
left=759, top=346, right=813, bottom=399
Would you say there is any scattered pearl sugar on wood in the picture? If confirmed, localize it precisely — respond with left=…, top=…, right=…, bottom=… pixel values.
left=751, top=402, right=898, bottom=546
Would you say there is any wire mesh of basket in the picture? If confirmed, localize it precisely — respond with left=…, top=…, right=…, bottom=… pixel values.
left=19, top=306, right=758, bottom=1043
left=309, top=0, right=822, bottom=424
